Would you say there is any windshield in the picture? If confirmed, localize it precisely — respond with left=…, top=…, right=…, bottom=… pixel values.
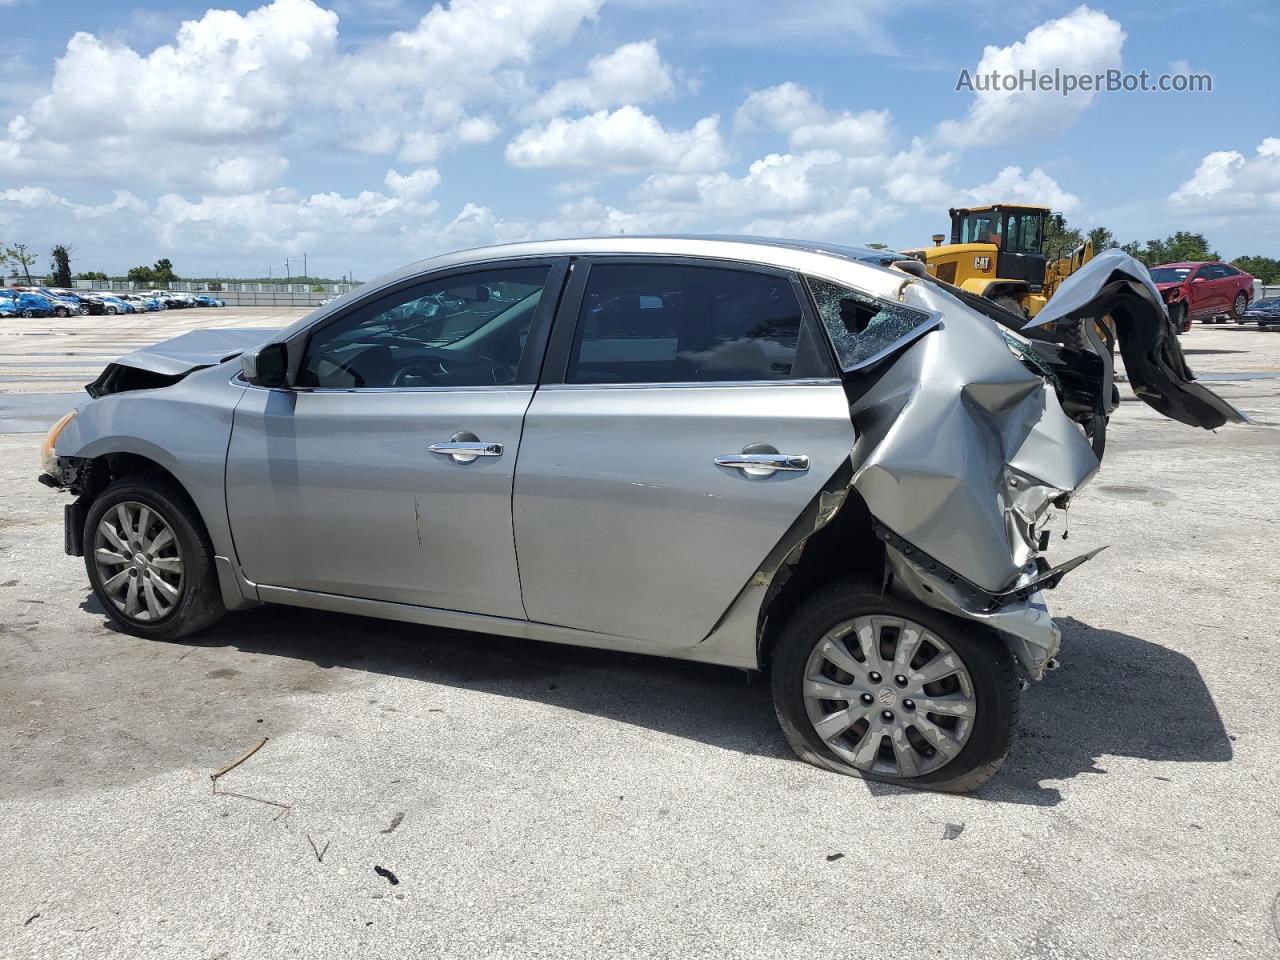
left=1149, top=267, right=1192, bottom=284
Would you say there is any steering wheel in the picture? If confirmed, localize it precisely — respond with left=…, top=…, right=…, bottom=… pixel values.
left=391, top=362, right=445, bottom=387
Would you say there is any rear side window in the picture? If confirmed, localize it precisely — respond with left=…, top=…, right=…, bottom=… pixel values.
left=806, top=277, right=938, bottom=371
left=566, top=263, right=803, bottom=384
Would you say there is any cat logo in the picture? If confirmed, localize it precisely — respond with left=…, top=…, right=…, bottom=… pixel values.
left=973, top=255, right=992, bottom=272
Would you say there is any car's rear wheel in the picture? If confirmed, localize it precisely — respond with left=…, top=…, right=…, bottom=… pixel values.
left=105, top=306, right=117, bottom=315
left=84, top=476, right=225, bottom=640
left=1231, top=292, right=1248, bottom=319
left=771, top=583, right=1018, bottom=792
left=21, top=308, right=33, bottom=318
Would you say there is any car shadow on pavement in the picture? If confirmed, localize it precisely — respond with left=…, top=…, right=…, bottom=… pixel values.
left=86, top=600, right=1231, bottom=805
left=973, top=617, right=1232, bottom=806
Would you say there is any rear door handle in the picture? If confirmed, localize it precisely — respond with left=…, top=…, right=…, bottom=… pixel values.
left=715, top=453, right=809, bottom=477
left=430, top=432, right=503, bottom=464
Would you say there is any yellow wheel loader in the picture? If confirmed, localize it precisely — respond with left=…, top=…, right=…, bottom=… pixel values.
left=901, top=204, right=1093, bottom=319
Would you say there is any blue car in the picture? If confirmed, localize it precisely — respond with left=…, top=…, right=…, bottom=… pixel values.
left=193, top=294, right=225, bottom=307
left=0, top=289, right=56, bottom=317
left=29, top=287, right=85, bottom=317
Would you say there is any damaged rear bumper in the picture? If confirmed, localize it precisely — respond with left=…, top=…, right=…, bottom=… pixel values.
left=883, top=532, right=1103, bottom=680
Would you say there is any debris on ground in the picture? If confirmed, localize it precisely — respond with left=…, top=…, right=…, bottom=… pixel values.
left=374, top=866, right=400, bottom=886
left=208, top=735, right=290, bottom=811
left=380, top=812, right=405, bottom=835
left=210, top=736, right=269, bottom=783
left=943, top=823, right=966, bottom=840
left=24, top=912, right=40, bottom=925
left=308, top=835, right=331, bottom=863
left=825, top=853, right=844, bottom=862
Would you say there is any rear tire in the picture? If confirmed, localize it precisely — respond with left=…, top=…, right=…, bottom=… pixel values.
left=83, top=475, right=226, bottom=641
left=770, top=582, right=1019, bottom=792
left=1231, top=292, right=1248, bottom=319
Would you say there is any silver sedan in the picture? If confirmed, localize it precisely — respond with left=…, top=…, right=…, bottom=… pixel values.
left=39, top=237, right=1242, bottom=791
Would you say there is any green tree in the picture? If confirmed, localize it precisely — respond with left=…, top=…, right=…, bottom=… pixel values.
left=49, top=244, right=73, bottom=287
left=152, top=258, right=177, bottom=284
left=1120, top=231, right=1218, bottom=267
left=1042, top=216, right=1083, bottom=261
left=6, top=243, right=37, bottom=285
left=1230, top=255, right=1280, bottom=284
left=74, top=271, right=108, bottom=281
left=1086, top=227, right=1117, bottom=251
left=127, top=265, right=156, bottom=285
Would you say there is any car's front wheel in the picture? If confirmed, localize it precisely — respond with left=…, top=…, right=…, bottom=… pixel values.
left=771, top=583, right=1018, bottom=792
left=1168, top=301, right=1186, bottom=333
left=84, top=476, right=226, bottom=640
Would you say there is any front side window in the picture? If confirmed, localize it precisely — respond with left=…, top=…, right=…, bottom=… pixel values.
left=566, top=263, right=803, bottom=384
left=1004, top=214, right=1043, bottom=255
left=959, top=213, right=1001, bottom=245
left=299, top=265, right=550, bottom=389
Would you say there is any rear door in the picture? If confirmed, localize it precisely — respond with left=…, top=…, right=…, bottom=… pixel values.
left=513, top=258, right=856, bottom=648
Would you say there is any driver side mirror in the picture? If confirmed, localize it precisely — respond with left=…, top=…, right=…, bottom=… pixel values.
left=241, top=342, right=289, bottom=388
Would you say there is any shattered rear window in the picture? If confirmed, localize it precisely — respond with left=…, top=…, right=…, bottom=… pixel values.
left=806, top=277, right=939, bottom=371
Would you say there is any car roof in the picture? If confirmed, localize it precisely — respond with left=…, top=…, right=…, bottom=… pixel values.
left=1153, top=261, right=1218, bottom=268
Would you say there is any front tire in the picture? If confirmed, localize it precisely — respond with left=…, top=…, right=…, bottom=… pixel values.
left=84, top=475, right=225, bottom=641
left=771, top=583, right=1018, bottom=792
left=1168, top=302, right=1187, bottom=333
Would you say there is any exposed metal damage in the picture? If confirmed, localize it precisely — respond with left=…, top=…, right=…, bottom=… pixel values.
left=757, top=249, right=1245, bottom=681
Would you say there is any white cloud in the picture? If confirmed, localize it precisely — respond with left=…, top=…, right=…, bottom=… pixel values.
left=936, top=5, right=1124, bottom=147
left=29, top=0, right=338, bottom=141
left=735, top=82, right=891, bottom=156
left=384, top=167, right=443, bottom=200
left=528, top=40, right=675, bottom=118
left=957, top=165, right=1080, bottom=212
left=506, top=107, right=728, bottom=174
left=456, top=115, right=501, bottom=144
left=208, top=155, right=291, bottom=193
left=1170, top=138, right=1280, bottom=215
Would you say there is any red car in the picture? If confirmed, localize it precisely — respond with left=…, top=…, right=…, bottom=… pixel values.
left=1150, top=261, right=1253, bottom=331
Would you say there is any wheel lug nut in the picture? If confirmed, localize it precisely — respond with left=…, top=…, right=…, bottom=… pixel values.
left=868, top=672, right=882, bottom=683
left=903, top=699, right=915, bottom=711
left=895, top=675, right=907, bottom=686
left=860, top=693, right=874, bottom=705
left=881, top=710, right=894, bottom=721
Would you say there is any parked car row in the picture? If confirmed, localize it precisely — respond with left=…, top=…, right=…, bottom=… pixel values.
left=0, top=287, right=225, bottom=318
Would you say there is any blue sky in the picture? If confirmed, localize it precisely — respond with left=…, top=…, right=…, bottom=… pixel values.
left=1, top=0, right=1276, bottom=281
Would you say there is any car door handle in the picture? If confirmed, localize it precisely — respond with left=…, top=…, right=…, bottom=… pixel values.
left=715, top=453, right=809, bottom=476
left=429, top=438, right=503, bottom=463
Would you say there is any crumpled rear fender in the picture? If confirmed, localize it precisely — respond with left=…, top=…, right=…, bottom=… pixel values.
left=848, top=281, right=1100, bottom=596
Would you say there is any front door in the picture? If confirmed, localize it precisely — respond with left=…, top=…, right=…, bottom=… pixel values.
left=226, top=260, right=564, bottom=617
left=513, top=258, right=857, bottom=647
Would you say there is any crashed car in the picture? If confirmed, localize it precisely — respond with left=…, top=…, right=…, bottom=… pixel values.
left=37, top=238, right=1243, bottom=791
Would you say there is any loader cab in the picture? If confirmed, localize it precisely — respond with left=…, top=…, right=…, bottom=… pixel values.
left=950, top=205, right=1050, bottom=290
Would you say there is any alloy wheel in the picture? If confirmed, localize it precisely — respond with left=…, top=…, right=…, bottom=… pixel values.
left=93, top=501, right=184, bottom=621
left=802, top=615, right=975, bottom=778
